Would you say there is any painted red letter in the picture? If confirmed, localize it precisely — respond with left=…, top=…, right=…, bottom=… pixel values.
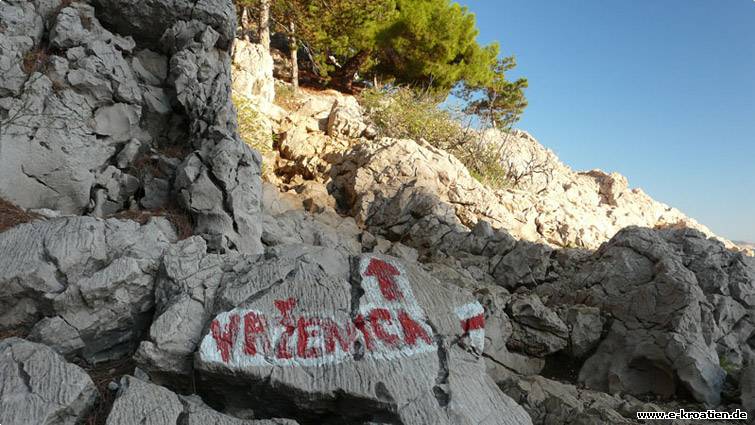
left=397, top=310, right=432, bottom=346
left=369, top=308, right=400, bottom=346
left=210, top=314, right=240, bottom=363
left=243, top=311, right=270, bottom=356
left=297, top=317, right=322, bottom=359
left=322, top=319, right=357, bottom=354
left=274, top=298, right=297, bottom=360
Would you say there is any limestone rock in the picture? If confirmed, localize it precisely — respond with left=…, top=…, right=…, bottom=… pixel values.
left=195, top=253, right=532, bottom=424
left=135, top=237, right=226, bottom=377
left=90, top=0, right=237, bottom=49
left=327, top=97, right=368, bottom=139
left=506, top=294, right=568, bottom=357
left=106, top=376, right=298, bottom=425
left=562, top=305, right=604, bottom=358
left=476, top=287, right=546, bottom=378
left=106, top=375, right=184, bottom=425
left=324, top=132, right=735, bottom=252
left=0, top=338, right=97, bottom=425
left=170, top=21, right=263, bottom=254
left=232, top=39, right=275, bottom=105
left=499, top=375, right=638, bottom=425
left=0, top=217, right=172, bottom=362
left=539, top=226, right=754, bottom=405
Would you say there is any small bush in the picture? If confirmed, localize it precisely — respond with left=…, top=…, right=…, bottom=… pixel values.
left=233, top=93, right=273, bottom=155
left=273, top=84, right=300, bottom=111
left=360, top=87, right=513, bottom=190
left=22, top=48, right=49, bottom=75
left=719, top=356, right=737, bottom=375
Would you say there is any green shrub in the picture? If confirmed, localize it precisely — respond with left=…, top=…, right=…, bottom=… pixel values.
left=233, top=93, right=273, bottom=155
left=719, top=356, right=737, bottom=375
left=360, top=87, right=512, bottom=190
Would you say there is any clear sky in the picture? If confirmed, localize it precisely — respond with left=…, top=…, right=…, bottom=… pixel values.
left=461, top=0, right=755, bottom=242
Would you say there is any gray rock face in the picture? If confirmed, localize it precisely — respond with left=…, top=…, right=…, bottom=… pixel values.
left=0, top=338, right=97, bottom=425
left=506, top=294, right=568, bottom=358
left=0, top=216, right=172, bottom=362
left=135, top=237, right=227, bottom=377
left=475, top=287, right=546, bottom=379
left=194, top=253, right=532, bottom=424
left=169, top=20, right=264, bottom=254
left=107, top=376, right=298, bottom=425
left=0, top=1, right=150, bottom=215
left=499, top=374, right=640, bottom=425
left=90, top=0, right=236, bottom=49
left=106, top=375, right=183, bottom=425
left=561, top=305, right=604, bottom=358
left=329, top=137, right=556, bottom=293
left=0, top=0, right=263, bottom=255
left=539, top=226, right=755, bottom=406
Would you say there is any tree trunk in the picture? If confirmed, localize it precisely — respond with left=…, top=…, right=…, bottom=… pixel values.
left=239, top=7, right=251, bottom=42
left=289, top=20, right=298, bottom=91
left=333, top=50, right=370, bottom=93
left=258, top=0, right=270, bottom=50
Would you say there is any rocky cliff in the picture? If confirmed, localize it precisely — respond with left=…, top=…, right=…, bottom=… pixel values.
left=0, top=2, right=753, bottom=425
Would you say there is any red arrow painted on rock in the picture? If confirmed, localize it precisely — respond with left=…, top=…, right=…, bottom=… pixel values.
left=364, top=258, right=403, bottom=301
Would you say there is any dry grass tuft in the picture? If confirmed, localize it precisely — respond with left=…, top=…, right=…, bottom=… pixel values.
left=22, top=48, right=49, bottom=75
left=0, top=198, right=42, bottom=233
left=111, top=206, right=194, bottom=241
left=0, top=328, right=28, bottom=341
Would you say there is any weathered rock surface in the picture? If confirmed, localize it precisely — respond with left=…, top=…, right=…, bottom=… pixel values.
left=560, top=305, right=604, bottom=358
left=539, top=226, right=755, bottom=406
left=499, top=374, right=645, bottom=425
left=107, top=376, right=297, bottom=425
left=170, top=21, right=264, bottom=254
left=256, top=84, right=742, bottom=253
left=232, top=39, right=275, bottom=106
left=194, top=253, right=532, bottom=424
left=0, top=216, right=172, bottom=362
left=90, top=0, right=237, bottom=49
left=135, top=237, right=227, bottom=378
left=0, top=338, right=97, bottom=425
left=506, top=294, right=568, bottom=358
left=0, top=0, right=263, bottom=254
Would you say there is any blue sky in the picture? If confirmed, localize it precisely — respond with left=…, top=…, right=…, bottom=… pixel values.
left=461, top=0, right=755, bottom=242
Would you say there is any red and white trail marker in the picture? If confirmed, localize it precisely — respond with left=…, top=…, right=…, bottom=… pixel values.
left=199, top=256, right=487, bottom=368
left=455, top=302, right=485, bottom=352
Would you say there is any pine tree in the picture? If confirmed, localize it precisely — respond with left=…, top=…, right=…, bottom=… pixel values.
left=463, top=57, right=528, bottom=129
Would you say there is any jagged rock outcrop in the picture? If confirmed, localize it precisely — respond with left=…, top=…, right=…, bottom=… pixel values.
left=168, top=20, right=264, bottom=254
left=497, top=373, right=674, bottom=425
left=90, top=0, right=237, bottom=49
left=0, top=0, right=263, bottom=254
left=232, top=39, right=275, bottom=106
left=0, top=338, right=97, bottom=425
left=1, top=0, right=752, bottom=423
left=538, top=226, right=755, bottom=406
left=0, top=216, right=173, bottom=362
left=256, top=86, right=741, bottom=253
